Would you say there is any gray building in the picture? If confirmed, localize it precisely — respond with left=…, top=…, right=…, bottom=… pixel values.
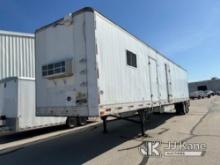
left=189, top=78, right=220, bottom=93
left=0, top=30, right=35, bottom=80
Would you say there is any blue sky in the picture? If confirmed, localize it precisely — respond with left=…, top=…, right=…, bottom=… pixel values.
left=0, top=0, right=220, bottom=82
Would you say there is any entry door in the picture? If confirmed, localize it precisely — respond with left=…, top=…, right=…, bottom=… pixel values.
left=165, top=64, right=173, bottom=102
left=148, top=57, right=160, bottom=103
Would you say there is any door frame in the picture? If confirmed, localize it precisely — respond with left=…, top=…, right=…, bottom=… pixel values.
left=148, top=57, right=160, bottom=104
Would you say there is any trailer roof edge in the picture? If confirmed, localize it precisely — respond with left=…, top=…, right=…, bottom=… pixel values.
left=36, top=7, right=187, bottom=72
left=35, top=7, right=94, bottom=33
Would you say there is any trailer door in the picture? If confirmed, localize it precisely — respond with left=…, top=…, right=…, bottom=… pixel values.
left=165, top=64, right=173, bottom=102
left=148, top=57, right=160, bottom=103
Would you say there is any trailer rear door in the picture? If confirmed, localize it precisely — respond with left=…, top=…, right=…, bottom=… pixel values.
left=148, top=57, right=160, bottom=103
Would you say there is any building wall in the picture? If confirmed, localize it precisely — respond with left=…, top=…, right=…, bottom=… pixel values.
left=189, top=79, right=220, bottom=92
left=0, top=30, right=35, bottom=80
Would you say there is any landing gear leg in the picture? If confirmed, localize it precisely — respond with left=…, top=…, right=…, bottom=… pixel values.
left=138, top=109, right=146, bottom=136
left=101, top=116, right=108, bottom=134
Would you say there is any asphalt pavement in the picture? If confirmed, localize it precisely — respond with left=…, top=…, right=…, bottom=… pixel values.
left=0, top=97, right=219, bottom=165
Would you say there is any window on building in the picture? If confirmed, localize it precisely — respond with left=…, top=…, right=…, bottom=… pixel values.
left=198, top=85, right=207, bottom=91
left=126, top=50, right=137, bottom=68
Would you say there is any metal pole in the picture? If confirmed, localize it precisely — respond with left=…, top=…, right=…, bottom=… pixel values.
left=138, top=110, right=145, bottom=136
left=101, top=116, right=108, bottom=133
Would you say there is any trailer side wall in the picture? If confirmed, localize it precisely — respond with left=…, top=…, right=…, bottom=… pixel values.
left=95, top=12, right=188, bottom=111
left=0, top=78, right=67, bottom=131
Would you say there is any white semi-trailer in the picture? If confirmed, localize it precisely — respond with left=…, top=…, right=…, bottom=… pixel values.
left=0, top=30, right=68, bottom=132
left=36, top=7, right=189, bottom=135
left=0, top=77, right=66, bottom=132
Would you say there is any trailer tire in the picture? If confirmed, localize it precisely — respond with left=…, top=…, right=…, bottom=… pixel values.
left=175, top=102, right=189, bottom=115
left=77, top=117, right=88, bottom=126
left=185, top=102, right=190, bottom=114
left=66, top=117, right=77, bottom=128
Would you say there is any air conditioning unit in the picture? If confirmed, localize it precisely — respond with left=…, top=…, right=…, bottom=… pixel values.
left=42, top=59, right=73, bottom=79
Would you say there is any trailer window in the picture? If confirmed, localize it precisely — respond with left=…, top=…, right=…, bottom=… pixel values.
left=126, top=50, right=137, bottom=68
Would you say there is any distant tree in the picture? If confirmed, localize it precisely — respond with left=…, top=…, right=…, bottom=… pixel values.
left=211, top=77, right=219, bottom=80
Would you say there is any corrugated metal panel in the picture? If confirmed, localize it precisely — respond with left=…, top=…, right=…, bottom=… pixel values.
left=0, top=30, right=35, bottom=80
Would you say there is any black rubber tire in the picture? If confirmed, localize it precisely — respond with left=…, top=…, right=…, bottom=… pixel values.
left=76, top=117, right=88, bottom=126
left=153, top=112, right=161, bottom=115
left=185, top=102, right=190, bottom=113
left=175, top=102, right=188, bottom=115
left=66, top=117, right=77, bottom=128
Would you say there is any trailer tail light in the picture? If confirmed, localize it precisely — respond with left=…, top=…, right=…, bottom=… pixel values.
left=106, top=108, right=111, bottom=112
left=100, top=108, right=111, bottom=116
